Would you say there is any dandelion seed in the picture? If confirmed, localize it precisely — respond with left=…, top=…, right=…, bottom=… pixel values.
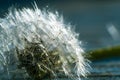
left=0, top=3, right=90, bottom=80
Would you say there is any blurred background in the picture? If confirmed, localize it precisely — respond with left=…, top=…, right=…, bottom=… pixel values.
left=0, top=0, right=120, bottom=79
left=0, top=0, right=120, bottom=51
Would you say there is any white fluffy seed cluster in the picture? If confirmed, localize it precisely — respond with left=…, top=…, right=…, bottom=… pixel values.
left=0, top=4, right=89, bottom=80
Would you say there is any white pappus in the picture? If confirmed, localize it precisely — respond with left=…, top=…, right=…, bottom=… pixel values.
left=0, top=3, right=90, bottom=80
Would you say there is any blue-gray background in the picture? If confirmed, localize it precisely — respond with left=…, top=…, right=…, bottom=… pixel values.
left=1, top=1, right=120, bottom=79
left=0, top=0, right=120, bottom=51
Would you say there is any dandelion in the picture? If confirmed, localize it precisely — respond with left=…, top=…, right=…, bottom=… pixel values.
left=0, top=3, right=90, bottom=80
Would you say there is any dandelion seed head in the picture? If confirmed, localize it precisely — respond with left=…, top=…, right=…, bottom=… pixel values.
left=0, top=4, right=90, bottom=80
